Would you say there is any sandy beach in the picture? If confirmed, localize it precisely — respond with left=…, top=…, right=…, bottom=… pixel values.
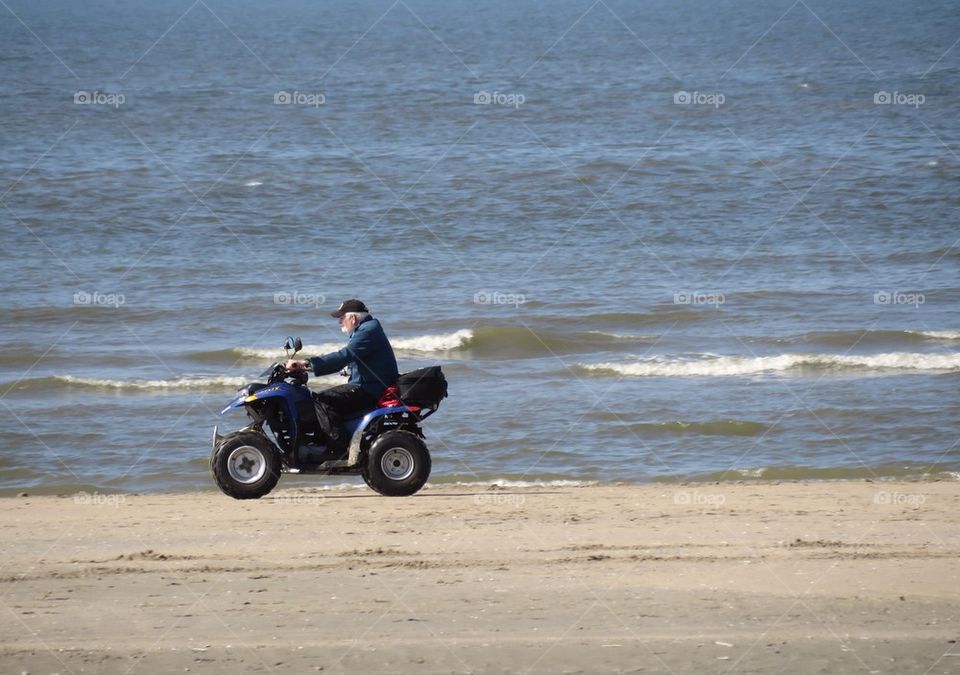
left=1, top=480, right=958, bottom=674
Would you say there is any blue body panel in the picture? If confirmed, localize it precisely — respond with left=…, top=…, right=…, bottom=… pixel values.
left=220, top=382, right=312, bottom=413
left=220, top=381, right=313, bottom=440
left=344, top=406, right=415, bottom=437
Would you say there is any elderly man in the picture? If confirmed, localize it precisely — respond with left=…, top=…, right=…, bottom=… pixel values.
left=285, top=299, right=398, bottom=455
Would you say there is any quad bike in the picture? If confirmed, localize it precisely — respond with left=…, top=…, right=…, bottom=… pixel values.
left=211, top=337, right=447, bottom=499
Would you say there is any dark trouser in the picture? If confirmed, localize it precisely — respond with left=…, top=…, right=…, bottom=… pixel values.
left=312, top=384, right=377, bottom=453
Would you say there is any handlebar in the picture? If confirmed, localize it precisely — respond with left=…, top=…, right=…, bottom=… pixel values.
left=267, top=363, right=309, bottom=386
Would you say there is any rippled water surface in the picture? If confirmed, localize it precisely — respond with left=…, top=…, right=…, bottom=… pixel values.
left=1, top=0, right=958, bottom=493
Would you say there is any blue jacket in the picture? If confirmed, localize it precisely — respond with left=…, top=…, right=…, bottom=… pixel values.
left=307, top=316, right=398, bottom=398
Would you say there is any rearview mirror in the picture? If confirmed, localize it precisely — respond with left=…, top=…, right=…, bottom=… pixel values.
left=283, top=336, right=303, bottom=355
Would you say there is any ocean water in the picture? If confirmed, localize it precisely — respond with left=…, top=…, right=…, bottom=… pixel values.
left=1, top=0, right=958, bottom=494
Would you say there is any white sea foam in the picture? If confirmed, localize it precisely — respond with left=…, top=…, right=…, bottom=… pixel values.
left=238, top=343, right=343, bottom=359
left=272, top=483, right=368, bottom=492
left=269, top=479, right=600, bottom=492
left=244, top=180, right=263, bottom=187
left=238, top=329, right=474, bottom=359
left=440, top=479, right=599, bottom=488
left=391, top=329, right=473, bottom=352
left=579, top=352, right=960, bottom=377
left=912, top=329, right=960, bottom=340
left=587, top=330, right=657, bottom=340
left=57, top=375, right=247, bottom=390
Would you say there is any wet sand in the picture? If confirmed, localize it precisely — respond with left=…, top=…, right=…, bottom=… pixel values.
left=1, top=480, right=958, bottom=673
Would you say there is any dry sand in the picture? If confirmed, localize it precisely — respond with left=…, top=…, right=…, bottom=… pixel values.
left=1, top=480, right=958, bottom=674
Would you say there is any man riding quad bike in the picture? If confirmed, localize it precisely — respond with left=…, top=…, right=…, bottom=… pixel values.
left=210, top=299, right=447, bottom=499
left=285, top=299, right=399, bottom=456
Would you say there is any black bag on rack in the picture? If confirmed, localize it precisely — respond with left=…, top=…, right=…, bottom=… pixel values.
left=396, top=366, right=448, bottom=408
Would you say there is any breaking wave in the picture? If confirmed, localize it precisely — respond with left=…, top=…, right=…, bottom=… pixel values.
left=227, top=330, right=474, bottom=360
left=578, top=352, right=960, bottom=377
left=211, top=327, right=656, bottom=362
left=778, top=329, right=960, bottom=347
left=7, top=375, right=250, bottom=392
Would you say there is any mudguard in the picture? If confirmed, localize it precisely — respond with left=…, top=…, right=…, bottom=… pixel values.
left=345, top=406, right=420, bottom=467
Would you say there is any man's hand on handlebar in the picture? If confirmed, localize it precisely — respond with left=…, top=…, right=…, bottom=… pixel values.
left=285, top=359, right=309, bottom=373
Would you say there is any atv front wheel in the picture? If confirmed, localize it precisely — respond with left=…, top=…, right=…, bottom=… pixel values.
left=210, top=431, right=281, bottom=500
left=363, top=431, right=431, bottom=497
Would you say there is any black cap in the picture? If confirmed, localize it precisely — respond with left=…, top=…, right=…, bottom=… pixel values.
left=330, top=299, right=368, bottom=318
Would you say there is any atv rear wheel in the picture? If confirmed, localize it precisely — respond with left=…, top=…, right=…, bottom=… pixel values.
left=363, top=431, right=431, bottom=497
left=210, top=431, right=281, bottom=500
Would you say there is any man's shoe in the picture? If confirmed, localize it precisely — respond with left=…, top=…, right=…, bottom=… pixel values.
left=324, top=434, right=348, bottom=458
